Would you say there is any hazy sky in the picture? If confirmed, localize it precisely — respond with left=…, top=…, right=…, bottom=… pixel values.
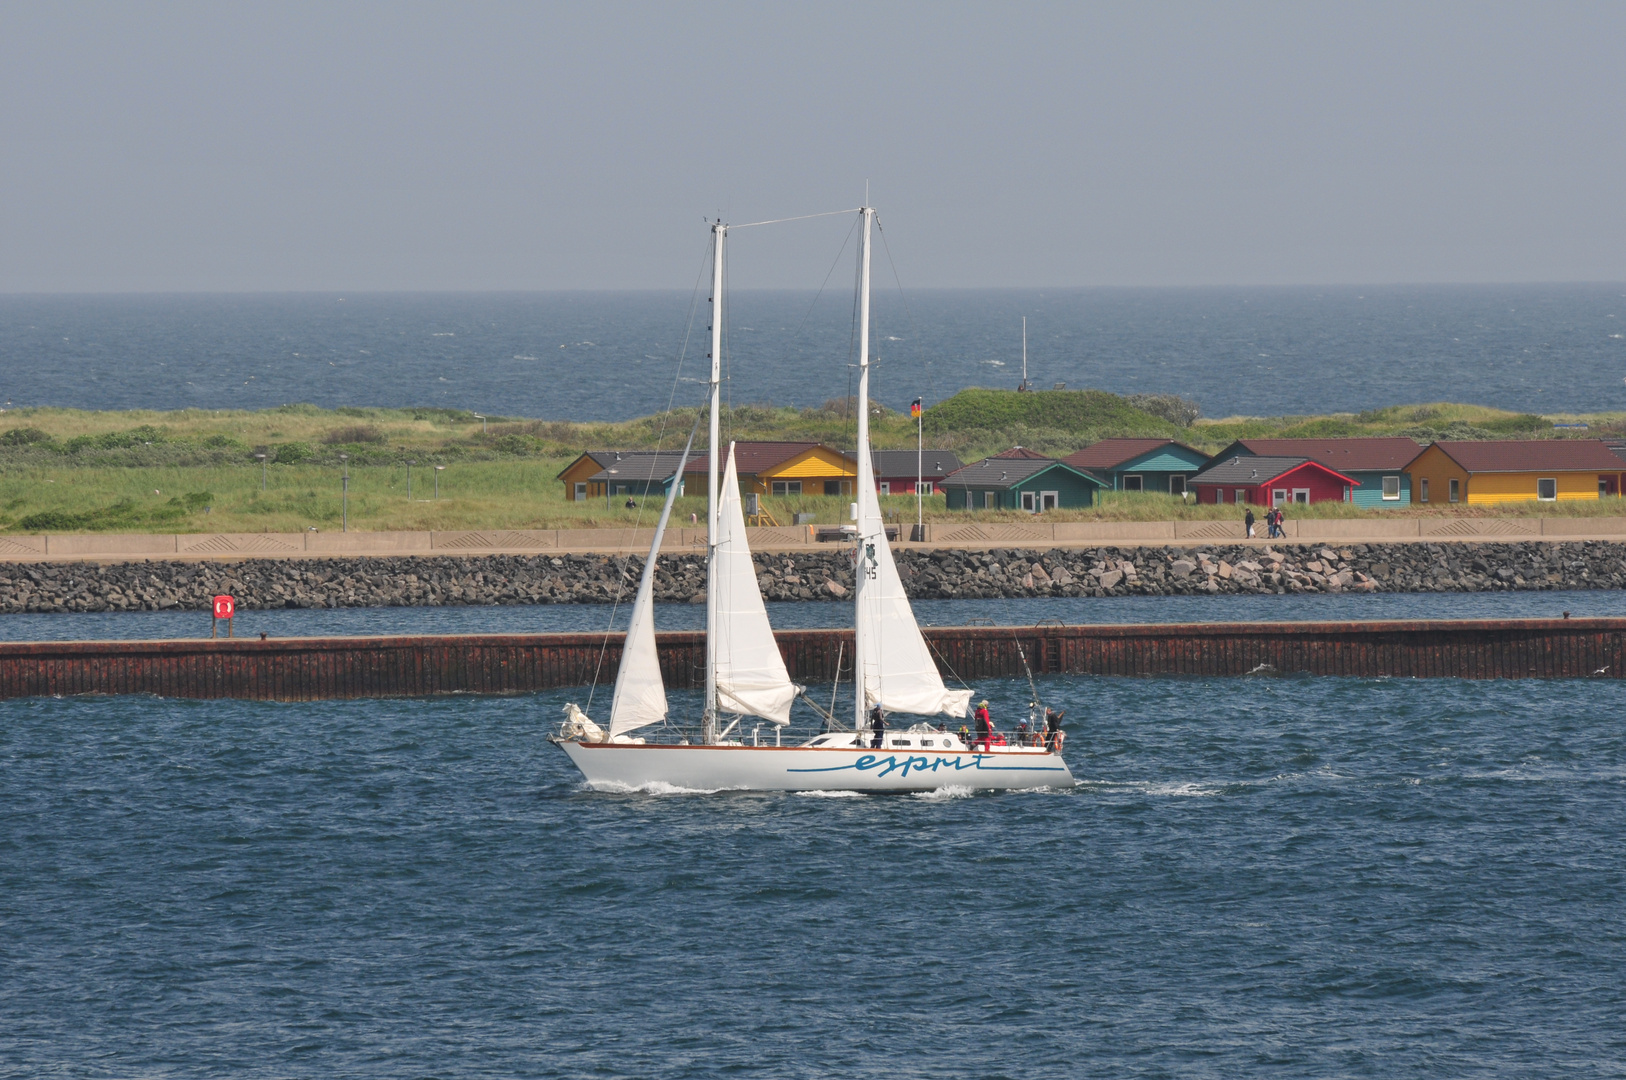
left=3, top=2, right=1624, bottom=292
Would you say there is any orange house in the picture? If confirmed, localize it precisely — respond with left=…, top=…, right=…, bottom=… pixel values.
left=1407, top=440, right=1626, bottom=506
left=683, top=441, right=857, bottom=497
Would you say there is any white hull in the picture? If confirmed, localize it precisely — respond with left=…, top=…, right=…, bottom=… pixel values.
left=555, top=739, right=1074, bottom=793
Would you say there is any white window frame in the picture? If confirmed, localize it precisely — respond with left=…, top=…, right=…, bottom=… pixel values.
left=1419, top=477, right=1429, bottom=503
left=1449, top=478, right=1460, bottom=503
left=1040, top=491, right=1058, bottom=511
left=1021, top=491, right=1036, bottom=512
left=1271, top=488, right=1287, bottom=507
left=1382, top=475, right=1400, bottom=500
left=984, top=491, right=997, bottom=509
left=878, top=481, right=890, bottom=496
left=916, top=481, right=933, bottom=496
left=1234, top=489, right=1246, bottom=505
left=574, top=482, right=587, bottom=502
left=1122, top=474, right=1143, bottom=492
left=1293, top=488, right=1310, bottom=504
left=771, top=480, right=802, bottom=496
left=1536, top=477, right=1557, bottom=501
left=1168, top=475, right=1187, bottom=496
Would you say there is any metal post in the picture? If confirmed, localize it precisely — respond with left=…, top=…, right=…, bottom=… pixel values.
left=256, top=452, right=267, bottom=491
left=434, top=465, right=444, bottom=499
left=917, top=401, right=923, bottom=538
left=339, top=453, right=349, bottom=533
left=474, top=414, right=486, bottom=434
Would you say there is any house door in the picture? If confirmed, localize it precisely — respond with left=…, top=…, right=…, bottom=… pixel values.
left=1271, top=489, right=1287, bottom=507
left=1169, top=475, right=1187, bottom=497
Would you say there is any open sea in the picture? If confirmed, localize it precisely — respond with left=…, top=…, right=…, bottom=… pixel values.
left=4, top=286, right=1626, bottom=1075
left=2, top=284, right=1625, bottom=419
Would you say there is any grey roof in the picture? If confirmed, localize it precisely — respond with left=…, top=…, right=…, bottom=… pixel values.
left=585, top=451, right=691, bottom=484
left=1191, top=456, right=1320, bottom=485
left=942, top=456, right=1104, bottom=490
left=870, top=449, right=963, bottom=478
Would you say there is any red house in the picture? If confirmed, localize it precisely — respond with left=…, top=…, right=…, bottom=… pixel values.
left=869, top=449, right=964, bottom=495
left=1189, top=456, right=1358, bottom=506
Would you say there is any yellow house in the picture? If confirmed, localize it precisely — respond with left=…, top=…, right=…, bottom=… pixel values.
left=1408, top=440, right=1626, bottom=506
left=683, top=441, right=857, bottom=497
left=558, top=442, right=858, bottom=502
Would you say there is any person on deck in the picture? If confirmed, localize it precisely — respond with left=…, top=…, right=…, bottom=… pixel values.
left=1044, top=707, right=1065, bottom=751
left=869, top=705, right=886, bottom=749
left=973, top=699, right=993, bottom=750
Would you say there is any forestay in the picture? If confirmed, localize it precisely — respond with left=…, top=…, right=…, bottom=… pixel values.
left=712, top=444, right=801, bottom=724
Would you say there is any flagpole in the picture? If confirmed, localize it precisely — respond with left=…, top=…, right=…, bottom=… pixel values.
left=914, top=397, right=923, bottom=540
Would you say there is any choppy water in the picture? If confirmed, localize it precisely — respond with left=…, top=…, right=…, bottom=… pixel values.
left=2, top=285, right=1625, bottom=419
left=1, top=589, right=1623, bottom=641
left=3, top=676, right=1624, bottom=1077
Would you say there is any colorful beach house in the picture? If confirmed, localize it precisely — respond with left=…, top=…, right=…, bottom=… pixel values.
left=1189, top=456, right=1359, bottom=506
left=557, top=450, right=690, bottom=502
left=1061, top=438, right=1212, bottom=496
left=1211, top=437, right=1425, bottom=508
left=869, top=449, right=965, bottom=495
left=942, top=455, right=1107, bottom=511
left=1404, top=440, right=1626, bottom=505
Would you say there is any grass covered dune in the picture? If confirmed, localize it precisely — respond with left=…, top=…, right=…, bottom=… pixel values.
left=0, top=392, right=1622, bottom=534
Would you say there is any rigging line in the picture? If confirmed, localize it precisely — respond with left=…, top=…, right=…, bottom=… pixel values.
left=874, top=214, right=938, bottom=408
left=729, top=207, right=863, bottom=230
left=786, top=211, right=860, bottom=348
left=586, top=236, right=712, bottom=712
left=925, top=632, right=975, bottom=693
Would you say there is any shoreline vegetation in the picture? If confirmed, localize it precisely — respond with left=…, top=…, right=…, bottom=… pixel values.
left=1, top=391, right=1623, bottom=534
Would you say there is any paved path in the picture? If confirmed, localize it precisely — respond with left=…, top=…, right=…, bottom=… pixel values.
left=3, top=517, right=1626, bottom=563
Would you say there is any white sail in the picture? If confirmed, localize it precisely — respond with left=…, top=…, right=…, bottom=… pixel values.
left=712, top=444, right=801, bottom=724
left=607, top=430, right=695, bottom=738
left=852, top=206, right=972, bottom=721
left=854, top=443, right=973, bottom=718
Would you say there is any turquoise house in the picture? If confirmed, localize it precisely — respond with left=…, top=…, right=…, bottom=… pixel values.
left=1062, top=439, right=1213, bottom=496
left=1213, top=437, right=1425, bottom=508
left=942, top=455, right=1107, bottom=511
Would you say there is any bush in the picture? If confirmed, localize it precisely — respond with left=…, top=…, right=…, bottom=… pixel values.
left=60, top=425, right=169, bottom=453
left=1124, top=393, right=1201, bottom=428
left=273, top=442, right=313, bottom=464
left=323, top=424, right=385, bottom=445
left=0, top=427, right=53, bottom=446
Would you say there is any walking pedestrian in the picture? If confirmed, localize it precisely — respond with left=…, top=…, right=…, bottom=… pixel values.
left=1244, top=507, right=1256, bottom=539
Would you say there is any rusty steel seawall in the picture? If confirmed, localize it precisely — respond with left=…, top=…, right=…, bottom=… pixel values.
left=0, top=619, right=1622, bottom=702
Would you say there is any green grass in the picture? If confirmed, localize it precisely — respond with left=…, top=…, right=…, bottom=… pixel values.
left=1, top=394, right=1623, bottom=532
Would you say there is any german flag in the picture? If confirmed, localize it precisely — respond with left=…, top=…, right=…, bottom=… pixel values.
left=910, top=397, right=922, bottom=419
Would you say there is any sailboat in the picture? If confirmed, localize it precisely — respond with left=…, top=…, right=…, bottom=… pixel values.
left=553, top=208, right=1074, bottom=792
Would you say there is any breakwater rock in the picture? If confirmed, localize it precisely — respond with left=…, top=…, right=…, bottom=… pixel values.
left=1, top=541, right=1625, bottom=614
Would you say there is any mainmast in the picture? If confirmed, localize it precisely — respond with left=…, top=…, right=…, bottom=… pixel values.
left=704, top=220, right=725, bottom=744
left=852, top=205, right=875, bottom=734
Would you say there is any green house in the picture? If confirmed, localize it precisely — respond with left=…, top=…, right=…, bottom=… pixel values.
left=942, top=455, right=1107, bottom=511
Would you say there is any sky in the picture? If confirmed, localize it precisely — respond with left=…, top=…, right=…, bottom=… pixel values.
left=2, top=1, right=1624, bottom=292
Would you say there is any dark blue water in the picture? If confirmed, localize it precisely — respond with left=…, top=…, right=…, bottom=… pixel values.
left=3, top=676, right=1623, bottom=1077
left=1, top=589, right=1622, bottom=641
left=3, top=285, right=1624, bottom=419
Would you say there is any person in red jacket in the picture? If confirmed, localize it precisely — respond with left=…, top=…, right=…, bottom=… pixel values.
left=973, top=700, right=993, bottom=750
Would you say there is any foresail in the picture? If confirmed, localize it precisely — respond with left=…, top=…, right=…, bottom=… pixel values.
left=713, top=445, right=800, bottom=724
left=854, top=448, right=973, bottom=719
left=607, top=427, right=695, bottom=737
